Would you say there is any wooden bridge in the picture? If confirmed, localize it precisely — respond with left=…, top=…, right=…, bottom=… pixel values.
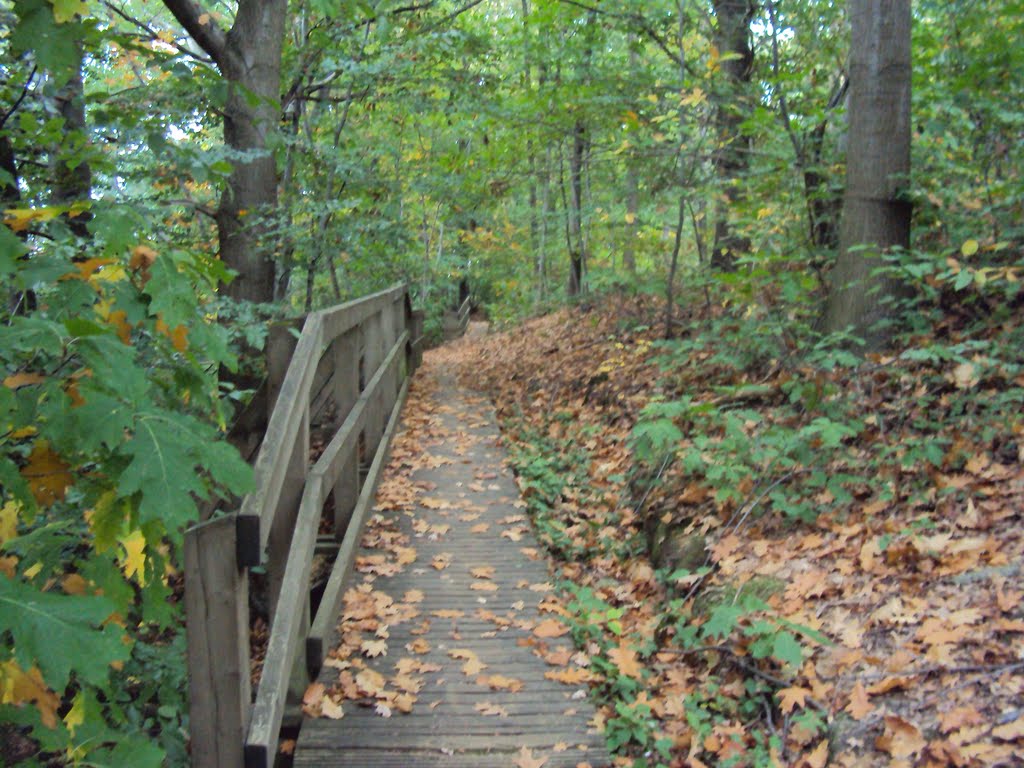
left=184, top=283, right=609, bottom=767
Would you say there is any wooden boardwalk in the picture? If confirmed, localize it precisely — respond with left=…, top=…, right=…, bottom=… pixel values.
left=295, top=366, right=610, bottom=767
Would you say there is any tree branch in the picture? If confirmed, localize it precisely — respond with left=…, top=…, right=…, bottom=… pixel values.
left=158, top=0, right=229, bottom=69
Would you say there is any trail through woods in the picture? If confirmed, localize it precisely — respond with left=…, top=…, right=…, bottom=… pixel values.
left=296, top=349, right=609, bottom=767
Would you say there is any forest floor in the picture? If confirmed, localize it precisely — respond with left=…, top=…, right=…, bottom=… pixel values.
left=425, top=294, right=1024, bottom=768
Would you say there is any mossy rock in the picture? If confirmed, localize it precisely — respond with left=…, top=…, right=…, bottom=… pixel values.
left=650, top=523, right=706, bottom=572
left=693, top=575, right=786, bottom=617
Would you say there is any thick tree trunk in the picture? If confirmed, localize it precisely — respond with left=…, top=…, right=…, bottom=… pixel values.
left=710, top=0, right=755, bottom=271
left=822, top=0, right=911, bottom=346
left=163, top=0, right=286, bottom=305
left=218, top=1, right=286, bottom=304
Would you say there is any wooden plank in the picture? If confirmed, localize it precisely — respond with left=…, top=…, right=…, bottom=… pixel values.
left=312, top=331, right=408, bottom=493
left=319, top=283, right=407, bottom=342
left=245, top=476, right=324, bottom=768
left=184, top=516, right=250, bottom=768
left=266, top=400, right=309, bottom=618
left=307, top=376, right=410, bottom=675
left=331, top=329, right=360, bottom=533
left=238, top=314, right=323, bottom=566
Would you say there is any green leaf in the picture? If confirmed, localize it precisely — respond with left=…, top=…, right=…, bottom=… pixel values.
left=701, top=604, right=743, bottom=641
left=0, top=574, right=130, bottom=689
left=772, top=630, right=803, bottom=668
left=117, top=413, right=207, bottom=534
left=0, top=225, right=26, bottom=273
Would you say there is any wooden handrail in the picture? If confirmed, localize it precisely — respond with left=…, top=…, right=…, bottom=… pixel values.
left=185, top=282, right=423, bottom=768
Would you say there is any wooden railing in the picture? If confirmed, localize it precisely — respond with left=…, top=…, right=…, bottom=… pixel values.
left=442, top=278, right=472, bottom=340
left=184, top=284, right=424, bottom=768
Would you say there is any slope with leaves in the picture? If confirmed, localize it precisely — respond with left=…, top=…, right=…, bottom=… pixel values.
left=435, top=283, right=1024, bottom=767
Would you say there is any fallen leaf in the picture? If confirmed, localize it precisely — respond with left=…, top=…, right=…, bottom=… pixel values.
left=513, top=746, right=548, bottom=768
left=475, top=701, right=509, bottom=717
left=477, top=674, right=524, bottom=692
left=533, top=618, right=569, bottom=638
left=777, top=686, right=811, bottom=714
left=320, top=697, right=344, bottom=719
left=876, top=715, right=926, bottom=759
left=845, top=682, right=872, bottom=721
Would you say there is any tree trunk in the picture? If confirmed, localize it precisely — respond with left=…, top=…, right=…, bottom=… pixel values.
left=822, top=0, right=911, bottom=346
left=710, top=0, right=755, bottom=271
left=50, top=50, right=92, bottom=239
left=163, top=0, right=286, bottom=305
left=567, top=119, right=585, bottom=297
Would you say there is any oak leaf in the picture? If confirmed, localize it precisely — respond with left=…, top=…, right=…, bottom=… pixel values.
left=845, top=682, right=872, bottom=721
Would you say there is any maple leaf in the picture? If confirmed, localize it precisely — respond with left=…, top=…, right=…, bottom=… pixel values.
left=513, top=746, right=548, bottom=768
left=476, top=674, right=524, bottom=692
left=449, top=649, right=486, bottom=675
left=777, top=686, right=811, bottom=714
left=470, top=566, right=495, bottom=579
left=355, top=668, right=387, bottom=697
left=392, top=692, right=416, bottom=713
left=0, top=575, right=128, bottom=689
left=0, top=659, right=60, bottom=728
left=21, top=440, right=72, bottom=507
left=406, top=638, right=431, bottom=654
left=361, top=638, right=388, bottom=657
left=803, top=740, right=829, bottom=768
left=470, top=581, right=499, bottom=592
left=302, top=682, right=326, bottom=715
left=118, top=529, right=147, bottom=585
left=404, top=589, right=424, bottom=603
left=394, top=547, right=417, bottom=565
left=320, top=697, right=344, bottom=719
left=470, top=523, right=489, bottom=533
left=431, top=553, right=452, bottom=570
left=608, top=642, right=643, bottom=679
left=876, top=715, right=926, bottom=758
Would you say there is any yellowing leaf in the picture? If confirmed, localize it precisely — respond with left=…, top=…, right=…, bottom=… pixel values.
left=624, top=212, right=636, bottom=224
left=21, top=440, right=72, bottom=507
left=119, top=529, right=147, bottom=585
left=197, top=12, right=211, bottom=25
left=960, top=239, right=979, bottom=257
left=0, top=660, right=60, bottom=728
left=63, top=691, right=86, bottom=735
left=3, top=372, right=45, bottom=389
left=49, top=0, right=89, bottom=23
left=0, top=501, right=19, bottom=545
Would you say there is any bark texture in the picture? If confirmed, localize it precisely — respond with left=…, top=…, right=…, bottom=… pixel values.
left=710, top=0, right=755, bottom=271
left=822, top=0, right=911, bottom=346
left=163, top=0, right=286, bottom=304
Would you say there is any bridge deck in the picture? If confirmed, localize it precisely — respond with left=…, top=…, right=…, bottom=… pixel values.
left=294, top=360, right=610, bottom=767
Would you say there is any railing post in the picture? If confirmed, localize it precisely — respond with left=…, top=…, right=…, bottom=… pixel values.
left=331, top=328, right=360, bottom=536
left=361, top=311, right=385, bottom=458
left=185, top=516, right=250, bottom=768
left=265, top=322, right=310, bottom=616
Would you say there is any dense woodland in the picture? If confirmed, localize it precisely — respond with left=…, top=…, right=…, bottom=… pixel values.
left=1, top=0, right=1022, bottom=765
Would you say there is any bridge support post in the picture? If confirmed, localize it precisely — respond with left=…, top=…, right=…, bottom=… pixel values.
left=332, top=328, right=361, bottom=536
left=185, top=516, right=249, bottom=768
